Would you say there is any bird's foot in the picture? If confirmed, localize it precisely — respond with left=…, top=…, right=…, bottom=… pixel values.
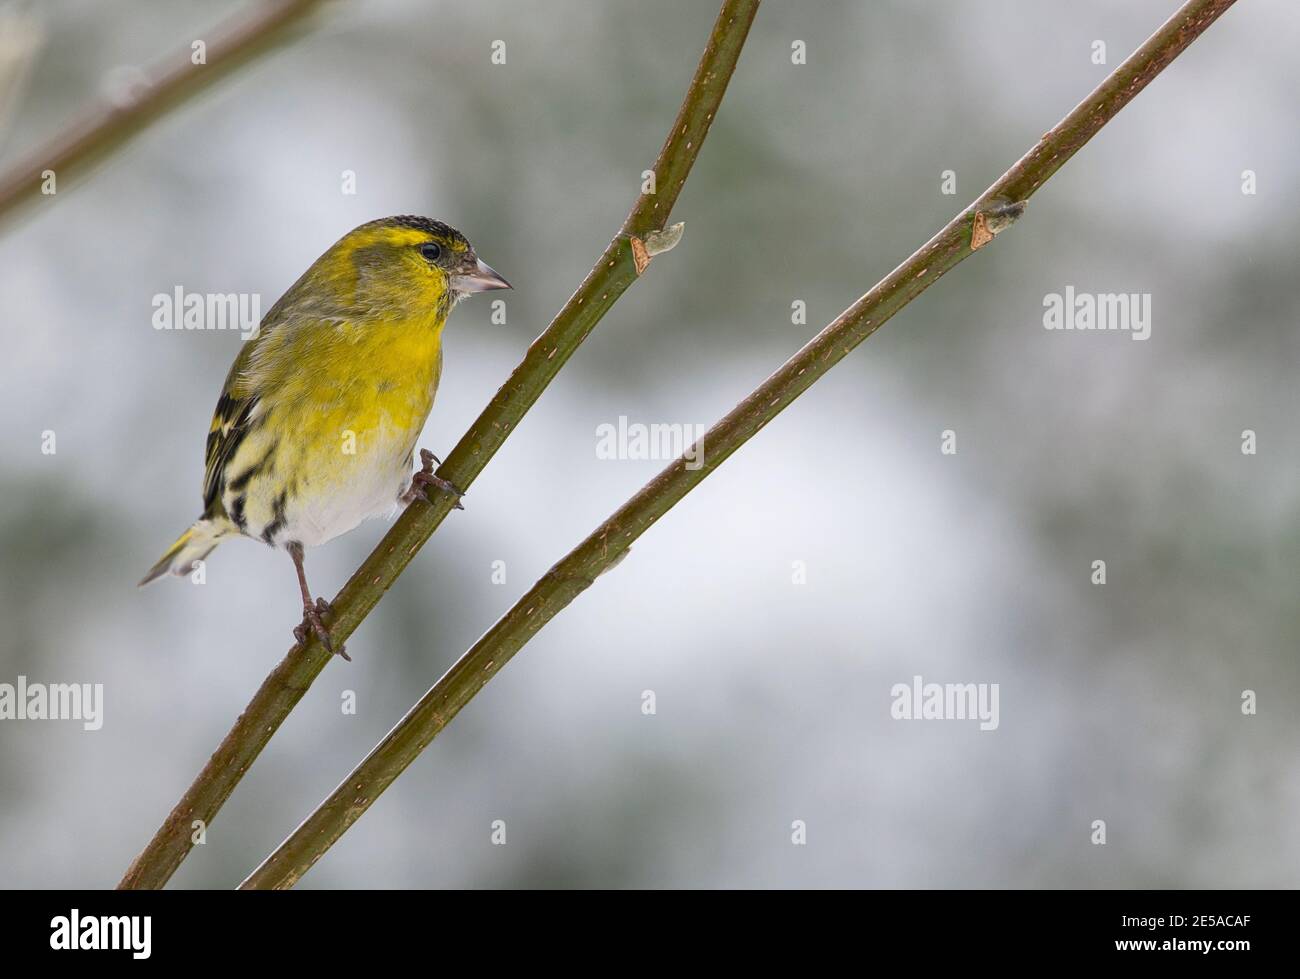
left=401, top=448, right=465, bottom=509
left=292, top=597, right=349, bottom=660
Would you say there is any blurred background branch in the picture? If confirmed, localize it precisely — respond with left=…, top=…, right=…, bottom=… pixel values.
left=238, top=0, right=1238, bottom=889
left=0, top=4, right=45, bottom=159
left=0, top=0, right=327, bottom=231
left=117, top=0, right=762, bottom=890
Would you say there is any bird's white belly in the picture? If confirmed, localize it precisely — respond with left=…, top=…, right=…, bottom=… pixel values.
left=280, top=428, right=415, bottom=549
left=288, top=471, right=406, bottom=548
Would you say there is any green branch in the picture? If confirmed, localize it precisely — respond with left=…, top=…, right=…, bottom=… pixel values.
left=117, top=0, right=762, bottom=890
left=0, top=0, right=328, bottom=230
left=238, top=0, right=1238, bottom=890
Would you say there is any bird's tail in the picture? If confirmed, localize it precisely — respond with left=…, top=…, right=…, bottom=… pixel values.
left=138, top=518, right=231, bottom=586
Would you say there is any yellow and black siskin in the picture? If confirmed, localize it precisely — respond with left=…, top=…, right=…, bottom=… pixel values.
left=140, top=216, right=510, bottom=655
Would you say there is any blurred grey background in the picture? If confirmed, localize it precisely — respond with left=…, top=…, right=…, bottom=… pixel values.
left=0, top=0, right=1296, bottom=888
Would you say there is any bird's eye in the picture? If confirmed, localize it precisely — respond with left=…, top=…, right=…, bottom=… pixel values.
left=419, top=242, right=442, bottom=262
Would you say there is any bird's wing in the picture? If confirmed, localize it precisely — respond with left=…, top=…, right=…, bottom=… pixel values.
left=200, top=324, right=274, bottom=519
left=201, top=388, right=258, bottom=518
left=197, top=279, right=343, bottom=520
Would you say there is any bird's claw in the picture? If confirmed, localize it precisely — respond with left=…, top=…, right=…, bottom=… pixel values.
left=293, top=597, right=349, bottom=660
left=402, top=448, right=465, bottom=509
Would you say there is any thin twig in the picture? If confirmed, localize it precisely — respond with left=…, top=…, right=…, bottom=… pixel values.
left=117, top=0, right=762, bottom=890
left=0, top=0, right=327, bottom=230
left=239, top=0, right=1238, bottom=890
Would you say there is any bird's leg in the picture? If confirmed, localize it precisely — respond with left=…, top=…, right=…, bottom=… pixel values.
left=288, top=541, right=349, bottom=660
left=401, top=448, right=465, bottom=510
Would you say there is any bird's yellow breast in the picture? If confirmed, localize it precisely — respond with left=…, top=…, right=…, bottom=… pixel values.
left=220, top=313, right=445, bottom=547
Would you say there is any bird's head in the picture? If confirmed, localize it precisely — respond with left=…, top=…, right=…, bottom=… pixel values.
left=304, top=215, right=510, bottom=321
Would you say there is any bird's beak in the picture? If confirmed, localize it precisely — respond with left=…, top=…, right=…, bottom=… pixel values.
left=451, top=257, right=511, bottom=293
